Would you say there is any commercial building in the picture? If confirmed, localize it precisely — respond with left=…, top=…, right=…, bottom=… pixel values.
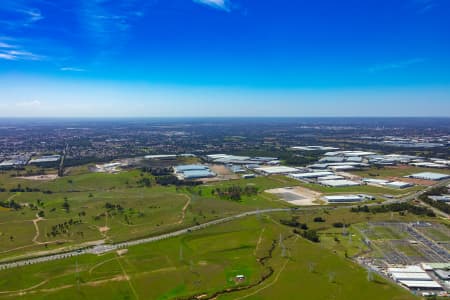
left=182, top=170, right=215, bottom=179
left=324, top=195, right=363, bottom=203
left=255, top=166, right=299, bottom=175
left=428, top=195, right=450, bottom=202
left=174, top=165, right=209, bottom=173
left=145, top=154, right=177, bottom=160
left=323, top=151, right=375, bottom=157
left=289, top=171, right=334, bottom=179
left=291, top=146, right=339, bottom=151
left=391, top=272, right=432, bottom=281
left=408, top=172, right=450, bottom=181
left=363, top=178, right=390, bottom=185
left=318, top=179, right=361, bottom=187
left=206, top=154, right=278, bottom=165
left=388, top=265, right=443, bottom=291
left=411, top=162, right=447, bottom=169
left=174, top=165, right=215, bottom=180
left=434, top=270, right=450, bottom=281
left=398, top=281, right=442, bottom=290
left=29, top=155, right=61, bottom=166
left=384, top=181, right=414, bottom=189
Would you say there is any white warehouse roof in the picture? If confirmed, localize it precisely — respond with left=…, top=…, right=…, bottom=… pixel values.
left=398, top=281, right=442, bottom=289
left=324, top=195, right=362, bottom=203
left=391, top=272, right=432, bottom=281
left=408, top=172, right=450, bottom=181
left=319, top=180, right=361, bottom=187
left=385, top=181, right=413, bottom=189
left=388, top=266, right=424, bottom=273
left=255, top=166, right=299, bottom=174
left=290, top=171, right=334, bottom=179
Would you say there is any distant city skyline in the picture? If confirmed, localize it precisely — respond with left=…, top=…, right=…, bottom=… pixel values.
left=1, top=0, right=449, bottom=117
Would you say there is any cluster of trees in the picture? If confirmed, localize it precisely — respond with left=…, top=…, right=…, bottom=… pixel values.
left=136, top=177, right=151, bottom=187
left=419, top=186, right=450, bottom=214
left=0, top=199, right=21, bottom=210
left=141, top=167, right=172, bottom=176
left=212, top=185, right=258, bottom=201
left=155, top=175, right=202, bottom=187
left=294, top=229, right=320, bottom=243
left=62, top=198, right=70, bottom=213
left=47, top=219, right=82, bottom=237
left=313, top=217, right=326, bottom=222
left=332, top=222, right=350, bottom=228
left=279, top=217, right=309, bottom=230
left=105, top=202, right=124, bottom=212
left=351, top=202, right=436, bottom=217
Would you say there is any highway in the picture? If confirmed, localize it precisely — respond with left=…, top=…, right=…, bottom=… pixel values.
left=0, top=179, right=448, bottom=271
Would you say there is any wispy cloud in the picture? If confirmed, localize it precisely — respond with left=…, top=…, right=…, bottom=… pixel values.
left=193, top=0, right=232, bottom=12
left=80, top=0, right=149, bottom=46
left=0, top=41, right=44, bottom=61
left=0, top=45, right=44, bottom=61
left=368, top=58, right=427, bottom=73
left=60, top=67, right=86, bottom=72
left=413, top=0, right=438, bottom=14
left=0, top=1, right=44, bottom=28
left=16, top=100, right=41, bottom=107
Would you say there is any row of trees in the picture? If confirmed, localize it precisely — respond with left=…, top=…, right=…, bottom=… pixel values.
left=351, top=203, right=436, bottom=217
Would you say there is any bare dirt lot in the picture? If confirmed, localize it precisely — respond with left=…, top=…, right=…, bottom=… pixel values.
left=266, top=186, right=324, bottom=206
left=199, top=164, right=240, bottom=183
left=18, top=174, right=59, bottom=181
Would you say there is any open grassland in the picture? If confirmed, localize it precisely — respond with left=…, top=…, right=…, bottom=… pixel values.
left=351, top=166, right=450, bottom=178
left=0, top=215, right=418, bottom=300
left=295, top=181, right=423, bottom=196
left=0, top=170, right=295, bottom=261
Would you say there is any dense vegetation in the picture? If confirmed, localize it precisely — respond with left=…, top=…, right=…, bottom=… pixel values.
left=351, top=202, right=436, bottom=217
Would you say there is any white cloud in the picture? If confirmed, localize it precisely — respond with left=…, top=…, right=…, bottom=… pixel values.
left=193, top=0, right=231, bottom=11
left=16, top=100, right=41, bottom=107
left=0, top=42, right=16, bottom=48
left=0, top=53, right=16, bottom=60
left=0, top=49, right=43, bottom=61
left=368, top=58, right=426, bottom=73
left=0, top=39, right=44, bottom=61
left=60, top=67, right=86, bottom=72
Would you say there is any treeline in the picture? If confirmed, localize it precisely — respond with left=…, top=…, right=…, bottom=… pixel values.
left=212, top=185, right=258, bottom=201
left=155, top=175, right=201, bottom=187
left=351, top=202, right=436, bottom=217
left=141, top=167, right=172, bottom=176
left=0, top=184, right=52, bottom=194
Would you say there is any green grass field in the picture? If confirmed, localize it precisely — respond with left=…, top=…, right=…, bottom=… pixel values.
left=0, top=214, right=418, bottom=300
left=351, top=166, right=450, bottom=178
left=0, top=170, right=297, bottom=261
left=295, top=181, right=423, bottom=196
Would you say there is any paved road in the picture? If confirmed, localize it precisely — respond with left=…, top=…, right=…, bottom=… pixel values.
left=0, top=208, right=292, bottom=270
left=1, top=179, right=448, bottom=271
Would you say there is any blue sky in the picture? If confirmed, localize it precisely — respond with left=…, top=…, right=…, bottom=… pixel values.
left=0, top=0, right=449, bottom=117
